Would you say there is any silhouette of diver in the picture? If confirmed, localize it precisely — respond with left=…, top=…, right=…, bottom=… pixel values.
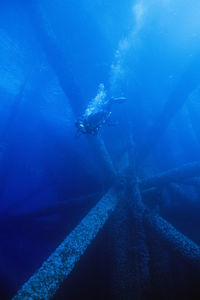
left=75, top=84, right=126, bottom=136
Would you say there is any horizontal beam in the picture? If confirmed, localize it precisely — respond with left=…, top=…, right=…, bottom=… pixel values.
left=140, top=161, right=200, bottom=189
left=0, top=192, right=102, bottom=224
left=182, top=177, right=200, bottom=187
left=13, top=188, right=119, bottom=300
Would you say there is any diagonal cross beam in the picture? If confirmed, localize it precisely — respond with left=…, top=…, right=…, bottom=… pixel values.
left=12, top=188, right=120, bottom=300
left=12, top=181, right=200, bottom=299
left=144, top=211, right=200, bottom=270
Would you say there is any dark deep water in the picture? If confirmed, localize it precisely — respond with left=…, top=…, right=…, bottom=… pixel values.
left=1, top=0, right=200, bottom=299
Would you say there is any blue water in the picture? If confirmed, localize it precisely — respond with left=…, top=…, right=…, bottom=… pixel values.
left=0, top=0, right=200, bottom=299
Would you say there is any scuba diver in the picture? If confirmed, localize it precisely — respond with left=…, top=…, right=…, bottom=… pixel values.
left=75, top=83, right=126, bottom=136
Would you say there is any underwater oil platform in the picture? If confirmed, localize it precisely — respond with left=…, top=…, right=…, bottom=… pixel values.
left=3, top=1, right=200, bottom=300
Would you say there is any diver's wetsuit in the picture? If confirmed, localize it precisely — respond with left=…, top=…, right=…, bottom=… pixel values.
left=76, top=84, right=125, bottom=136
left=76, top=111, right=111, bottom=135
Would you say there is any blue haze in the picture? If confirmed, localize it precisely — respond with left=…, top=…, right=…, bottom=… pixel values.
left=0, top=0, right=200, bottom=299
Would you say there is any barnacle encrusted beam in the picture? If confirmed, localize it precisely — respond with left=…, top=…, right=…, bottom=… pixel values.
left=140, top=161, right=200, bottom=189
left=12, top=188, right=119, bottom=300
left=144, top=212, right=200, bottom=270
left=128, top=183, right=151, bottom=298
left=111, top=131, right=151, bottom=299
